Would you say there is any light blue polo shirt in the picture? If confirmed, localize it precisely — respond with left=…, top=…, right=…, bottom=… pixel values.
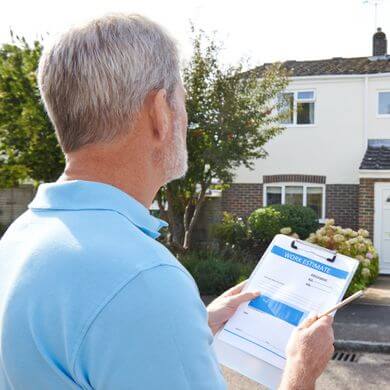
left=0, top=180, right=226, bottom=389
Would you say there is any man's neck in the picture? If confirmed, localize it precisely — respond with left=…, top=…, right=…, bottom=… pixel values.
left=59, top=145, right=160, bottom=208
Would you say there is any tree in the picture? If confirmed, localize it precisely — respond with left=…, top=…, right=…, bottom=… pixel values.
left=158, top=30, right=289, bottom=252
left=0, top=33, right=64, bottom=187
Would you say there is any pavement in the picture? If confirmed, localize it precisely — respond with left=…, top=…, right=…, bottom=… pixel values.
left=222, top=352, right=390, bottom=389
left=333, top=275, right=390, bottom=352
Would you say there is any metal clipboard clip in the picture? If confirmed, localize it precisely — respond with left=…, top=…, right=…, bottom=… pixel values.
left=290, top=239, right=337, bottom=263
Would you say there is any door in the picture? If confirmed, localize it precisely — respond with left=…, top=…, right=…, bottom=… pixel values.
left=374, top=183, right=390, bottom=274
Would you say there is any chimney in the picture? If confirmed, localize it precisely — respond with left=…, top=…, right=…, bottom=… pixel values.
left=373, top=27, right=387, bottom=56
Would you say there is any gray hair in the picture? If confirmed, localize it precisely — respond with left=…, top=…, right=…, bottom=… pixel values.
left=38, top=14, right=181, bottom=153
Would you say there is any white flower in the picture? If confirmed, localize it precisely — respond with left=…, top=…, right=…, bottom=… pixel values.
left=325, top=219, right=335, bottom=226
left=280, top=227, right=292, bottom=235
left=363, top=259, right=371, bottom=267
left=344, top=228, right=353, bottom=236
left=358, top=229, right=370, bottom=238
left=357, top=243, right=367, bottom=252
left=333, top=234, right=345, bottom=243
left=361, top=268, right=371, bottom=279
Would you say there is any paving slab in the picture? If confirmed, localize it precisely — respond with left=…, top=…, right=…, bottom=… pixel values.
left=359, top=275, right=390, bottom=306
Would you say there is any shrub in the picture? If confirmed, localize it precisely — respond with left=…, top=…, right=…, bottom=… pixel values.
left=180, top=250, right=253, bottom=295
left=270, top=204, right=319, bottom=239
left=306, top=219, right=379, bottom=295
left=248, top=208, right=282, bottom=242
left=211, top=212, right=247, bottom=247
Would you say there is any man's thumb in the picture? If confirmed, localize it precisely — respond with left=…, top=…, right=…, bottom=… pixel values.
left=228, top=290, right=261, bottom=306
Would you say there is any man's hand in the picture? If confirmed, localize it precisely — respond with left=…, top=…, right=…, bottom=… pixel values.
left=279, top=315, right=335, bottom=390
left=207, top=280, right=260, bottom=335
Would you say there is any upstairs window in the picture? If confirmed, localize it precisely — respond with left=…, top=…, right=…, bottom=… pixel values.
left=278, top=90, right=315, bottom=125
left=378, top=91, right=390, bottom=116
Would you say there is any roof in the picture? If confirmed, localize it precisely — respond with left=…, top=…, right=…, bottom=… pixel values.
left=360, top=140, right=390, bottom=170
left=251, top=56, right=390, bottom=77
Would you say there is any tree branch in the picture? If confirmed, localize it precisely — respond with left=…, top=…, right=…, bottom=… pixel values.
left=183, top=182, right=208, bottom=250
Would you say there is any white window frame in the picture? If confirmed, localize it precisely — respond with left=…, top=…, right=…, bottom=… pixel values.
left=279, top=90, right=316, bottom=127
left=377, top=90, right=390, bottom=118
left=263, top=182, right=326, bottom=222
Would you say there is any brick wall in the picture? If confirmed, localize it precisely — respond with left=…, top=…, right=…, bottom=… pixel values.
left=0, top=185, right=35, bottom=227
left=264, top=174, right=326, bottom=184
left=221, top=183, right=263, bottom=218
left=326, top=184, right=359, bottom=229
left=359, top=178, right=390, bottom=237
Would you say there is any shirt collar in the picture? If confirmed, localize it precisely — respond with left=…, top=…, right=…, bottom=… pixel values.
left=28, top=180, right=168, bottom=239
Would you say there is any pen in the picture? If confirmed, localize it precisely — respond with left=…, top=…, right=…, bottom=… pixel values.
left=318, top=290, right=365, bottom=318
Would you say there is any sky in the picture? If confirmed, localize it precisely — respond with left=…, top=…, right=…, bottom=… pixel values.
left=1, top=0, right=390, bottom=69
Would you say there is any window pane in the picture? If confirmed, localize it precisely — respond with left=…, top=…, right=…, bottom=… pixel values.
left=297, top=91, right=314, bottom=100
left=297, top=102, right=315, bottom=124
left=307, top=187, right=323, bottom=219
left=278, top=93, right=294, bottom=124
left=379, top=92, right=390, bottom=115
left=285, top=186, right=303, bottom=206
left=266, top=186, right=282, bottom=205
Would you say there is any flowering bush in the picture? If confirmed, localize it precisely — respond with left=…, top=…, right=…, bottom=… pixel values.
left=211, top=212, right=247, bottom=247
left=248, top=208, right=283, bottom=243
left=305, top=219, right=379, bottom=295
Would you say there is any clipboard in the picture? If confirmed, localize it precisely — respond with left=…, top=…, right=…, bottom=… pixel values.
left=213, top=234, right=359, bottom=389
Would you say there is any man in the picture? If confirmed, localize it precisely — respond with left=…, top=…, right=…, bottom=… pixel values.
left=0, top=14, right=334, bottom=389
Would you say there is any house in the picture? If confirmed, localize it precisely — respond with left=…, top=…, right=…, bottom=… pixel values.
left=221, top=28, right=390, bottom=274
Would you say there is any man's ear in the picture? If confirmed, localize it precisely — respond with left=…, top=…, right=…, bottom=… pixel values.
left=149, top=89, right=172, bottom=143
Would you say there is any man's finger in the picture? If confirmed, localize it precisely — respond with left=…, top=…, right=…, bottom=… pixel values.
left=227, top=290, right=260, bottom=306
left=310, top=315, right=334, bottom=330
left=298, top=313, right=318, bottom=329
left=221, top=280, right=248, bottom=297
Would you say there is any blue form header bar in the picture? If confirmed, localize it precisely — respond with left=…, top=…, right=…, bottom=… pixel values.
left=271, top=245, right=349, bottom=279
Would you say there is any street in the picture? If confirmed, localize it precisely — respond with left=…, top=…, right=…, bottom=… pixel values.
left=223, top=352, right=390, bottom=389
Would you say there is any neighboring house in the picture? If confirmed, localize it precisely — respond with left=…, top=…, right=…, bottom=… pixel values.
left=222, top=28, right=390, bottom=274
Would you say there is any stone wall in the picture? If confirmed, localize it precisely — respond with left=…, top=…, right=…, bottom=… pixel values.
left=0, top=185, right=35, bottom=228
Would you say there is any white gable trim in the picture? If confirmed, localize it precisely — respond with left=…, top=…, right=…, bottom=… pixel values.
left=359, top=170, right=390, bottom=178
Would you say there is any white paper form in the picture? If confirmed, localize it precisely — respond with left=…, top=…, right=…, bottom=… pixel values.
left=216, top=234, right=359, bottom=371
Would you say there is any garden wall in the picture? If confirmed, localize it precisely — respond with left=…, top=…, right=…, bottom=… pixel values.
left=0, top=185, right=35, bottom=227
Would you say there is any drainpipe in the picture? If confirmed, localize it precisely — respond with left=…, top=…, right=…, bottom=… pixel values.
left=363, top=75, right=368, bottom=153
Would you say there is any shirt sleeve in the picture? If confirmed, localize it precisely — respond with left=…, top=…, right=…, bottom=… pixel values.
left=73, top=264, right=227, bottom=390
